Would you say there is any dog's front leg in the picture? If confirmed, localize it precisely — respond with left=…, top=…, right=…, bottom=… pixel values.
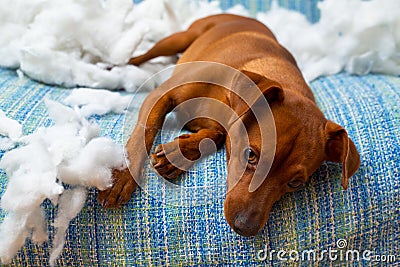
left=97, top=90, right=174, bottom=208
left=150, top=128, right=225, bottom=179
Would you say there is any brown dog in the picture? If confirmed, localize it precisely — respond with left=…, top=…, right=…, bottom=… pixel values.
left=98, top=14, right=360, bottom=237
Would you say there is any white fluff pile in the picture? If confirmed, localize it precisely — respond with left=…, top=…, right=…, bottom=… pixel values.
left=257, top=0, right=400, bottom=81
left=0, top=90, right=130, bottom=265
left=64, top=88, right=132, bottom=117
left=0, top=110, right=23, bottom=151
left=0, top=0, right=221, bottom=91
left=0, top=111, right=22, bottom=141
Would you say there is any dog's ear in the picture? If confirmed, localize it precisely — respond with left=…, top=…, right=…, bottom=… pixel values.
left=229, top=70, right=284, bottom=116
left=242, top=70, right=284, bottom=104
left=325, top=120, right=360, bottom=190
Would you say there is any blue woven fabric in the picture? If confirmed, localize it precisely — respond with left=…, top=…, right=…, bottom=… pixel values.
left=1, top=68, right=399, bottom=267
left=1, top=0, right=400, bottom=266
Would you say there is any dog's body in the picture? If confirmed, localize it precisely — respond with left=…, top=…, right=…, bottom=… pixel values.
left=98, top=14, right=360, bottom=237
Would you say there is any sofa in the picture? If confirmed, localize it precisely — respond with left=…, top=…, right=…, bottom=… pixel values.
left=1, top=0, right=399, bottom=266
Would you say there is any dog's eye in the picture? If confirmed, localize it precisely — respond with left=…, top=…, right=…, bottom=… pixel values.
left=288, top=179, right=304, bottom=189
left=244, top=148, right=258, bottom=165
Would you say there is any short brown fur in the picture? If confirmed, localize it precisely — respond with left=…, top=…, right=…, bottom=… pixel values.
left=98, top=14, right=360, bottom=237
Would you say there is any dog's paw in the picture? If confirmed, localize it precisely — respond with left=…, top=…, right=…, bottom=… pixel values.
left=150, top=136, right=200, bottom=179
left=97, top=168, right=137, bottom=208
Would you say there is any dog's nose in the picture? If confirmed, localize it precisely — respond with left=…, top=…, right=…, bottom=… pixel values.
left=233, top=214, right=259, bottom=237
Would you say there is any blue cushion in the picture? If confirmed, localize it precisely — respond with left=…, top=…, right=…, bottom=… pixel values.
left=1, top=65, right=399, bottom=265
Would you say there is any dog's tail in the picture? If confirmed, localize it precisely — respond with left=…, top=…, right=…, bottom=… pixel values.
left=128, top=14, right=243, bottom=66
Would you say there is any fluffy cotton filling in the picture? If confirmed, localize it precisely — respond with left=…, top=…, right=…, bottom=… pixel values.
left=257, top=0, right=400, bottom=81
left=0, top=92, right=129, bottom=265
left=0, top=0, right=399, bottom=89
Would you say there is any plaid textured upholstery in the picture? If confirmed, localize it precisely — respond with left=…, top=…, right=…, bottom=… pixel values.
left=1, top=1, right=400, bottom=266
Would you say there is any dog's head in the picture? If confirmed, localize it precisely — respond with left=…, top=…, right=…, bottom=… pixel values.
left=224, top=71, right=360, bottom=237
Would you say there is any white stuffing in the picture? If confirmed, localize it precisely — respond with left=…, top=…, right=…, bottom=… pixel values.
left=0, top=0, right=221, bottom=91
left=258, top=0, right=400, bottom=80
left=0, top=0, right=399, bottom=88
left=59, top=138, right=127, bottom=190
left=49, top=186, right=87, bottom=267
left=64, top=88, right=132, bottom=117
left=16, top=69, right=25, bottom=80
left=0, top=141, right=64, bottom=212
left=0, top=137, right=16, bottom=151
left=0, top=97, right=127, bottom=264
left=0, top=207, right=47, bottom=264
left=0, top=110, right=23, bottom=151
left=0, top=110, right=22, bottom=141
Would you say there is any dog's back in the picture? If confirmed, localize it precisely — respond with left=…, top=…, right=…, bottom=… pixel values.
left=178, top=15, right=290, bottom=64
left=100, top=15, right=360, bottom=236
left=178, top=14, right=313, bottom=100
left=128, top=14, right=313, bottom=100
